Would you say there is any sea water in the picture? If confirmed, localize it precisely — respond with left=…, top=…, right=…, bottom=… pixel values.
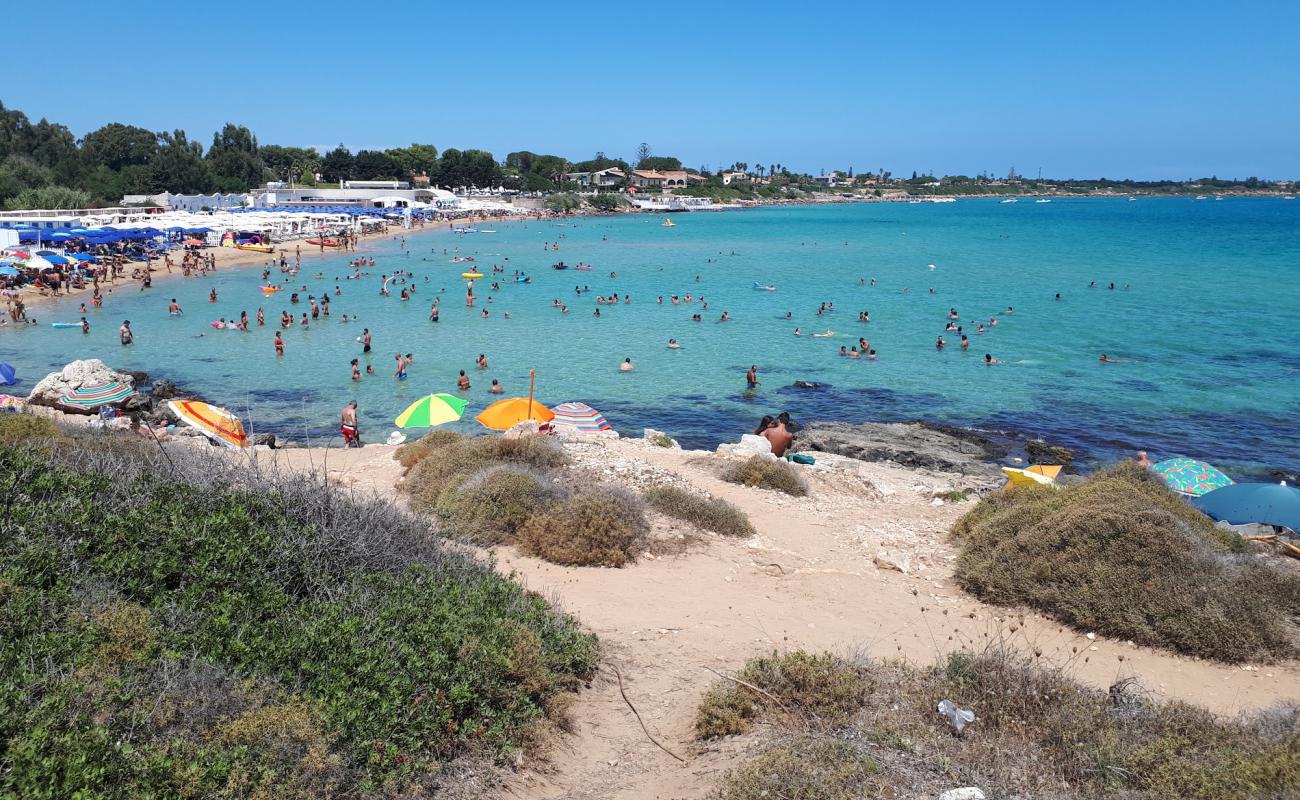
left=6, top=198, right=1299, bottom=476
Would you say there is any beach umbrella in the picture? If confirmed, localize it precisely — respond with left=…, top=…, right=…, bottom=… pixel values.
left=549, top=401, right=612, bottom=432
left=167, top=400, right=249, bottom=448
left=1001, top=464, right=1060, bottom=491
left=0, top=362, right=15, bottom=385
left=0, top=265, right=18, bottom=277
left=395, top=393, right=467, bottom=428
left=475, top=369, right=554, bottom=430
left=1150, top=457, right=1234, bottom=497
left=60, top=381, right=133, bottom=409
left=1191, top=482, right=1300, bottom=532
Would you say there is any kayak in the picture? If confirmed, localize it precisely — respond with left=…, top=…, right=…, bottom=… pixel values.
left=51, top=322, right=81, bottom=329
left=260, top=285, right=282, bottom=294
left=306, top=238, right=342, bottom=247
left=236, top=243, right=274, bottom=253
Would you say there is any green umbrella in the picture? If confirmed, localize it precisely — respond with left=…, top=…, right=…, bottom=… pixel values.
left=394, top=393, right=467, bottom=428
left=1150, top=457, right=1233, bottom=497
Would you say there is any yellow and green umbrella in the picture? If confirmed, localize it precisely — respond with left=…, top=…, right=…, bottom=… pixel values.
left=395, top=393, right=467, bottom=428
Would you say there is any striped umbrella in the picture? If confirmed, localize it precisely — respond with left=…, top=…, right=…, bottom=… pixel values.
left=395, top=393, right=467, bottom=428
left=167, top=400, right=248, bottom=448
left=1150, top=457, right=1234, bottom=497
left=550, top=402, right=612, bottom=432
left=60, top=381, right=133, bottom=408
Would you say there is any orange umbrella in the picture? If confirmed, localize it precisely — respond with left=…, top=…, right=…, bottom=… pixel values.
left=475, top=370, right=555, bottom=430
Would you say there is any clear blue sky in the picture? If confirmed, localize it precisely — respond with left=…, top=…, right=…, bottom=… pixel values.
left=5, top=0, right=1298, bottom=179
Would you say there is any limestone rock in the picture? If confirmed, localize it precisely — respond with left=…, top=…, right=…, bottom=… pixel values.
left=938, top=789, right=986, bottom=800
left=642, top=428, right=680, bottom=449
left=26, top=359, right=138, bottom=414
left=792, top=421, right=1002, bottom=477
left=1025, top=439, right=1074, bottom=466
left=504, top=420, right=540, bottom=438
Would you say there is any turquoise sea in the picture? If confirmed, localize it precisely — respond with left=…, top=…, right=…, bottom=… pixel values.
left=7, top=198, right=1300, bottom=476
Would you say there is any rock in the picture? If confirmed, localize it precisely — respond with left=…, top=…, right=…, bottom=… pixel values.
left=1025, top=439, right=1074, bottom=466
left=791, top=380, right=823, bottom=390
left=149, top=379, right=199, bottom=402
left=26, top=359, right=138, bottom=415
left=504, top=420, right=540, bottom=438
left=938, top=789, right=986, bottom=800
left=128, top=370, right=151, bottom=386
left=792, top=421, right=1003, bottom=477
left=873, top=551, right=910, bottom=573
left=249, top=433, right=277, bottom=448
left=642, top=428, right=680, bottom=449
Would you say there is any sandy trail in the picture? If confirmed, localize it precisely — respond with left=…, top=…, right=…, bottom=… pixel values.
left=267, top=439, right=1300, bottom=800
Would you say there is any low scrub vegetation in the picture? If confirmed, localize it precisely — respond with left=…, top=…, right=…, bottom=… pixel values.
left=435, top=465, right=560, bottom=544
left=0, top=434, right=597, bottom=798
left=700, top=646, right=1300, bottom=799
left=720, top=456, right=808, bottom=497
left=517, top=491, right=650, bottom=567
left=951, top=462, right=1300, bottom=662
left=696, top=650, right=871, bottom=738
left=0, top=413, right=62, bottom=447
left=643, top=485, right=755, bottom=537
left=401, top=432, right=568, bottom=513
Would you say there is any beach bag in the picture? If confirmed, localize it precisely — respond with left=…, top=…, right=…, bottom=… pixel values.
left=786, top=453, right=816, bottom=465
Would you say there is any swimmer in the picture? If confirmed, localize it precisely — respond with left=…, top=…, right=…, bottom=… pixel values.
left=1099, top=354, right=1119, bottom=363
left=936, top=336, right=946, bottom=350
left=793, top=327, right=802, bottom=336
left=476, top=353, right=488, bottom=369
left=667, top=338, right=680, bottom=349
left=984, top=353, right=1002, bottom=365
left=619, top=357, right=634, bottom=372
left=457, top=370, right=471, bottom=390
left=274, top=331, right=284, bottom=355
left=168, top=299, right=182, bottom=315
left=719, top=311, right=730, bottom=322
left=489, top=378, right=503, bottom=394
left=351, top=359, right=361, bottom=380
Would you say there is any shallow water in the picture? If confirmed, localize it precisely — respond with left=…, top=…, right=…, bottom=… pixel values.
left=7, top=198, right=1300, bottom=475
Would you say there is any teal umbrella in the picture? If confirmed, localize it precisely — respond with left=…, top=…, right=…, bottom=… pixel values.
left=1192, top=483, right=1300, bottom=532
left=1150, top=457, right=1233, bottom=497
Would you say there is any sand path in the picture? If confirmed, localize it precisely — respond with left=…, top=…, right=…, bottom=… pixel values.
left=266, top=439, right=1300, bottom=800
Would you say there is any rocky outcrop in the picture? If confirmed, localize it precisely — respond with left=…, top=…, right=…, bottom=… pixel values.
left=792, top=421, right=1002, bottom=477
left=1025, top=439, right=1075, bottom=466
left=26, top=359, right=139, bottom=414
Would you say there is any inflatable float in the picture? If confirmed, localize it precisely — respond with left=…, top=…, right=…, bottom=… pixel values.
left=461, top=272, right=484, bottom=279
left=235, top=243, right=274, bottom=253
left=51, top=322, right=81, bottom=329
left=306, top=238, right=342, bottom=247
left=753, top=282, right=776, bottom=291
left=259, top=285, right=282, bottom=295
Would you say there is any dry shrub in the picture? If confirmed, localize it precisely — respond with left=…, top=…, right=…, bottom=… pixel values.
left=952, top=462, right=1300, bottom=662
left=696, top=650, right=871, bottom=739
left=0, top=414, right=62, bottom=448
left=700, top=644, right=1300, bottom=800
left=434, top=465, right=559, bottom=544
left=713, top=735, right=882, bottom=800
left=720, top=456, right=808, bottom=497
left=394, top=429, right=465, bottom=472
left=643, top=485, right=755, bottom=537
left=402, top=433, right=568, bottom=513
left=517, top=491, right=649, bottom=567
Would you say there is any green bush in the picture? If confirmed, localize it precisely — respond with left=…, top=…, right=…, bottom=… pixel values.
left=0, top=441, right=597, bottom=797
left=394, top=428, right=464, bottom=472
left=517, top=491, right=649, bottom=567
left=435, top=465, right=559, bottom=544
left=695, top=650, right=870, bottom=739
left=951, top=462, right=1300, bottom=661
left=0, top=414, right=62, bottom=447
left=720, top=456, right=808, bottom=497
left=643, top=485, right=754, bottom=537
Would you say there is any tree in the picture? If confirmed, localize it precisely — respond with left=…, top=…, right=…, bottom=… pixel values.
left=80, top=123, right=158, bottom=171
left=148, top=130, right=212, bottom=194
left=638, top=156, right=682, bottom=171
left=5, top=184, right=91, bottom=210
left=635, top=142, right=652, bottom=168
left=261, top=145, right=321, bottom=183
left=0, top=155, right=54, bottom=203
left=206, top=123, right=266, bottom=192
left=319, top=145, right=354, bottom=183
left=384, top=143, right=438, bottom=179
left=588, top=193, right=623, bottom=211
left=353, top=150, right=401, bottom=181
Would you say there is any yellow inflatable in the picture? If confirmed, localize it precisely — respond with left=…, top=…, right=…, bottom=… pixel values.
left=461, top=272, right=485, bottom=279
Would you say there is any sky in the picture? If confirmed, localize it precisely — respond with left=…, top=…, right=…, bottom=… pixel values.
left=4, top=0, right=1298, bottom=180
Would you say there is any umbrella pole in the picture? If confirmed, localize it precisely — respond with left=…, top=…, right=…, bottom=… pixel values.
left=528, top=369, right=535, bottom=419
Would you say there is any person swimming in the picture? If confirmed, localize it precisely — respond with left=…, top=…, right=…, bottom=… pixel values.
left=620, top=357, right=633, bottom=371
left=667, top=339, right=680, bottom=349
left=984, top=353, right=1002, bottom=364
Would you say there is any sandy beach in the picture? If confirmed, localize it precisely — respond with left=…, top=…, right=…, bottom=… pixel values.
left=256, top=435, right=1300, bottom=800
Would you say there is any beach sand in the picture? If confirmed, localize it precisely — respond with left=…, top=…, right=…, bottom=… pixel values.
left=260, top=436, right=1300, bottom=800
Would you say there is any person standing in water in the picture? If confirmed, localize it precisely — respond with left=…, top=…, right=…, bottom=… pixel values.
left=119, top=320, right=133, bottom=345
left=340, top=401, right=360, bottom=447
left=746, top=365, right=759, bottom=389
left=274, top=331, right=284, bottom=355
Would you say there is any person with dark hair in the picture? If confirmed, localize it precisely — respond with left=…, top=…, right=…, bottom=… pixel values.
left=761, top=414, right=794, bottom=457
left=776, top=411, right=800, bottom=433
left=340, top=401, right=360, bottom=448
left=754, top=415, right=775, bottom=435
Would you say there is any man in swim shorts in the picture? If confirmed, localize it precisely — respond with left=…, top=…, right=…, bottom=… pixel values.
left=340, top=401, right=360, bottom=447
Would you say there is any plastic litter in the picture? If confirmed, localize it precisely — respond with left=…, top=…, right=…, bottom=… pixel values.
left=937, top=698, right=976, bottom=734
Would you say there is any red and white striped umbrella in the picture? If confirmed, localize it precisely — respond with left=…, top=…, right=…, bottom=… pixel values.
left=549, top=402, right=611, bottom=432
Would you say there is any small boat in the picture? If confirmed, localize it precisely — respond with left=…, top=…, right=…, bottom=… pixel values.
left=1284, top=196, right=1296, bottom=200
left=236, top=242, right=274, bottom=253
left=575, top=264, right=592, bottom=271
left=752, top=282, right=776, bottom=291
left=306, top=238, right=343, bottom=247
left=999, top=198, right=1019, bottom=204
left=450, top=256, right=475, bottom=263
left=479, top=230, right=497, bottom=234
left=1035, top=198, right=1052, bottom=204
left=552, top=262, right=568, bottom=270
left=1215, top=195, right=1224, bottom=201
left=1195, top=195, right=1208, bottom=200
left=453, top=227, right=477, bottom=234
left=661, top=218, right=676, bottom=227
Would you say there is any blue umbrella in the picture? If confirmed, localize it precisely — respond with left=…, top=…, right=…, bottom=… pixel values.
left=1192, top=482, right=1300, bottom=532
left=0, top=362, right=15, bottom=386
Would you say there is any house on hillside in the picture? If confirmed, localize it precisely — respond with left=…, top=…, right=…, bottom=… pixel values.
left=630, top=169, right=690, bottom=189
left=721, top=171, right=748, bottom=185
left=563, top=167, right=626, bottom=189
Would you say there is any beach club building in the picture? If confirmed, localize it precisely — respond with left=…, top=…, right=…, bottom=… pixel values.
left=629, top=170, right=691, bottom=189
left=562, top=167, right=627, bottom=189
left=247, top=181, right=458, bottom=210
